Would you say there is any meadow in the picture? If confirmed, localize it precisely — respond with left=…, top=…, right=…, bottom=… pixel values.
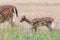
left=0, top=22, right=60, bottom=40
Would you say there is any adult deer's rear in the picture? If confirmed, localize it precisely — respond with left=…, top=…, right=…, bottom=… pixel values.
left=0, top=5, right=18, bottom=26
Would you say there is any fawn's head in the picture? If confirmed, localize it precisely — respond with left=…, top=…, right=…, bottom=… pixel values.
left=20, top=15, right=26, bottom=22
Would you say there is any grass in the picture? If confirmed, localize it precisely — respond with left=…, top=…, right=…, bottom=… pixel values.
left=0, top=23, right=60, bottom=40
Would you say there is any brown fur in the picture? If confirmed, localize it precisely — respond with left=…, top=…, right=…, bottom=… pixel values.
left=0, top=5, right=18, bottom=26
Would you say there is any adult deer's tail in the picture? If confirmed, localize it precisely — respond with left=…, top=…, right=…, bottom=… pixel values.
left=12, top=6, right=18, bottom=17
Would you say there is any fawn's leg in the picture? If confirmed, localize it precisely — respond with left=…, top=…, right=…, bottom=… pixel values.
left=33, top=24, right=38, bottom=33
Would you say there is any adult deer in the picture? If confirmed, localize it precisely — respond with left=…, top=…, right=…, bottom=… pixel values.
left=20, top=15, right=55, bottom=32
left=0, top=5, right=18, bottom=27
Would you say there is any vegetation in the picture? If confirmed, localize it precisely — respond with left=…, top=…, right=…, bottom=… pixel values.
left=0, top=22, right=60, bottom=40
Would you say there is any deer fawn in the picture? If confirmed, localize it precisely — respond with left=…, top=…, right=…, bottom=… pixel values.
left=20, top=15, right=55, bottom=32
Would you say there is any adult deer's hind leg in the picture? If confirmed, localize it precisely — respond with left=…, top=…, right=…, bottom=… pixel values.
left=8, top=17, right=14, bottom=27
